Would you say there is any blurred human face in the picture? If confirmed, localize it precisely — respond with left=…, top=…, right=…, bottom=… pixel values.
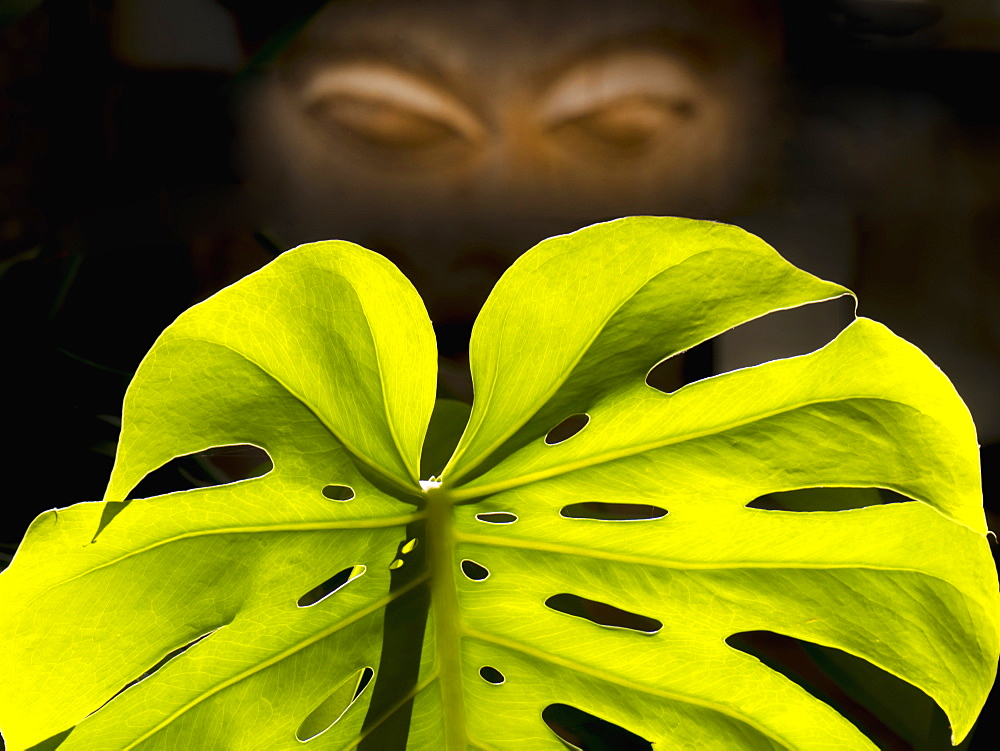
left=239, top=0, right=780, bottom=350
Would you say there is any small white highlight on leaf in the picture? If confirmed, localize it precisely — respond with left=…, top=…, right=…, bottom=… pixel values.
left=420, top=479, right=442, bottom=491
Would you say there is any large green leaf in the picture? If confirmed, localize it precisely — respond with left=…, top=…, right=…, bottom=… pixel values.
left=0, top=217, right=997, bottom=750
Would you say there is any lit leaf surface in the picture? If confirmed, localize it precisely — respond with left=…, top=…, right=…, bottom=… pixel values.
left=0, top=218, right=996, bottom=750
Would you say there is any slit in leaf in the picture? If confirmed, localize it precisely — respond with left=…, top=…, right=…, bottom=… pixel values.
left=647, top=297, right=854, bottom=396
left=96, top=627, right=222, bottom=712
left=542, top=703, right=653, bottom=751
left=297, top=565, right=366, bottom=607
left=475, top=512, right=518, bottom=524
left=726, top=631, right=952, bottom=750
left=545, top=593, right=662, bottom=634
left=479, top=666, right=505, bottom=685
left=645, top=340, right=715, bottom=393
left=127, top=444, right=272, bottom=500
left=713, top=296, right=855, bottom=376
left=560, top=503, right=667, bottom=521
left=545, top=413, right=590, bottom=445
left=322, top=484, right=356, bottom=501
left=297, top=666, right=375, bottom=741
left=747, top=487, right=911, bottom=512
left=461, top=559, right=490, bottom=581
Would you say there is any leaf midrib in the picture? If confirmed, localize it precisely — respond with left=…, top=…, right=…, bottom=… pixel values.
left=353, top=281, right=419, bottom=484
left=179, top=335, right=418, bottom=494
left=447, top=394, right=956, bottom=507
left=463, top=625, right=797, bottom=751
left=445, top=247, right=719, bottom=484
left=28, top=513, right=424, bottom=598
left=455, top=529, right=975, bottom=592
left=455, top=527, right=996, bottom=653
left=118, top=571, right=432, bottom=750
left=446, top=247, right=847, bottom=487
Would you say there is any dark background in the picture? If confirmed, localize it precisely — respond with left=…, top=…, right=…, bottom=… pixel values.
left=1, top=1, right=999, bottom=748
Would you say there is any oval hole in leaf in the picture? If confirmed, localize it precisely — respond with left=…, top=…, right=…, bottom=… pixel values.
left=127, top=444, right=272, bottom=499
left=560, top=503, right=667, bottom=521
left=726, top=631, right=950, bottom=750
left=461, top=559, right=490, bottom=581
left=479, top=665, right=505, bottom=685
left=475, top=512, right=518, bottom=524
left=297, top=565, right=365, bottom=607
left=747, top=487, right=911, bottom=512
left=322, top=484, right=355, bottom=501
left=545, top=593, right=662, bottom=634
left=542, top=703, right=653, bottom=751
left=544, top=413, right=590, bottom=445
left=296, top=666, right=375, bottom=741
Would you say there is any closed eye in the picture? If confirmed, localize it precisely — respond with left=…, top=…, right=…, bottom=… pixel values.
left=541, top=51, right=704, bottom=159
left=550, top=95, right=696, bottom=154
left=298, top=63, right=484, bottom=153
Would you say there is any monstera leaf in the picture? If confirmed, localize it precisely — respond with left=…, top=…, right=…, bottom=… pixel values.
left=1, top=217, right=997, bottom=750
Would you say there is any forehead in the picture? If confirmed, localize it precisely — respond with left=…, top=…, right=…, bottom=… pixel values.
left=285, top=0, right=778, bottom=75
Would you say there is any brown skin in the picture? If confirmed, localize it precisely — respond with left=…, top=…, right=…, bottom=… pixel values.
left=237, top=0, right=782, bottom=353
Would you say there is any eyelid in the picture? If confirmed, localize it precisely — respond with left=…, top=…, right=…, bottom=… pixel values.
left=298, top=64, right=485, bottom=142
left=539, top=51, right=704, bottom=126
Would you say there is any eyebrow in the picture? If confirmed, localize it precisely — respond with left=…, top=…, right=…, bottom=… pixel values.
left=276, top=21, right=736, bottom=109
left=542, top=27, right=730, bottom=83
left=276, top=29, right=479, bottom=106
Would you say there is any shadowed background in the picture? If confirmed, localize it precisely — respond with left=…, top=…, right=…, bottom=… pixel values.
left=1, top=1, right=999, bottom=747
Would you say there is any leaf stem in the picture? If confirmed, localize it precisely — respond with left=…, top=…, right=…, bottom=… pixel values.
left=426, top=486, right=467, bottom=749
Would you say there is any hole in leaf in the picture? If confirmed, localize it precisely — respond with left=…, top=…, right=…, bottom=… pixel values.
left=401, top=538, right=418, bottom=554
left=461, top=559, right=490, bottom=581
left=542, top=704, right=653, bottom=751
left=544, top=413, right=590, bottom=445
left=97, top=627, right=222, bottom=712
left=479, top=666, right=505, bottom=685
left=353, top=666, right=374, bottom=698
left=747, top=487, right=911, bottom=512
left=388, top=558, right=404, bottom=570
left=560, top=503, right=667, bottom=521
left=296, top=666, right=375, bottom=741
left=646, top=297, right=855, bottom=396
left=475, top=512, right=518, bottom=524
left=713, top=297, right=855, bottom=376
left=645, top=353, right=683, bottom=393
left=726, top=631, right=952, bottom=750
left=322, top=484, right=355, bottom=501
left=127, top=444, right=272, bottom=499
left=297, top=565, right=365, bottom=607
left=545, top=593, right=662, bottom=634
left=646, top=339, right=714, bottom=393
